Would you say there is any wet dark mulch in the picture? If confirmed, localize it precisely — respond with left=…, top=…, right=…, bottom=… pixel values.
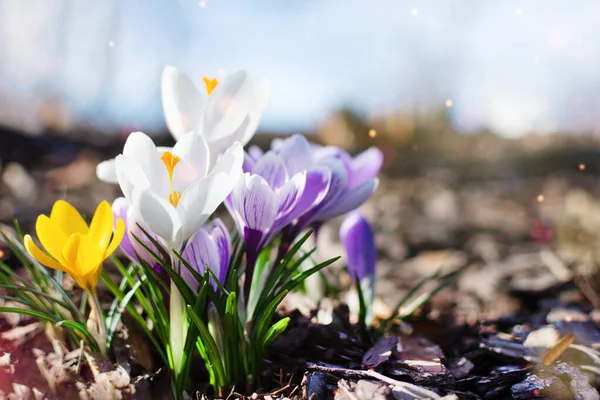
left=246, top=276, right=600, bottom=400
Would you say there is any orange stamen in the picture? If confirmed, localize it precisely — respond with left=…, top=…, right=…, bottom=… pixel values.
left=169, top=191, right=182, bottom=207
left=161, top=151, right=181, bottom=186
left=203, top=77, right=219, bottom=96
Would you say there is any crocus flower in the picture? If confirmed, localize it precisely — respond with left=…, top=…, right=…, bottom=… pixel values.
left=114, top=131, right=243, bottom=252
left=162, top=66, right=269, bottom=160
left=226, top=141, right=331, bottom=305
left=247, top=134, right=382, bottom=250
left=180, top=219, right=231, bottom=292
left=96, top=67, right=268, bottom=183
left=24, top=200, right=124, bottom=294
left=262, top=135, right=383, bottom=238
left=340, top=212, right=376, bottom=325
left=24, top=200, right=124, bottom=356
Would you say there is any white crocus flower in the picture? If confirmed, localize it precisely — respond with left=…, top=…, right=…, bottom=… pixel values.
left=114, top=131, right=243, bottom=376
left=96, top=66, right=268, bottom=183
left=114, top=131, right=242, bottom=251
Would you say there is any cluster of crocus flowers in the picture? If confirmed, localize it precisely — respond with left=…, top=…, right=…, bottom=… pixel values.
left=23, top=200, right=124, bottom=355
left=17, top=64, right=384, bottom=395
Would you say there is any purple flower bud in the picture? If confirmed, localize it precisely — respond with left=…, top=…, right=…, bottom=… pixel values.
left=180, top=219, right=232, bottom=292
left=340, top=212, right=376, bottom=324
left=340, top=212, right=376, bottom=281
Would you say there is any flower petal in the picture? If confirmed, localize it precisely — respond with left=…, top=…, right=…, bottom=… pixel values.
left=206, top=116, right=250, bottom=163
left=276, top=134, right=312, bottom=176
left=316, top=178, right=379, bottom=222
left=340, top=212, right=376, bottom=280
left=89, top=201, right=114, bottom=251
left=69, top=234, right=105, bottom=290
left=350, top=147, right=383, bottom=189
left=206, top=219, right=231, bottom=284
left=181, top=142, right=243, bottom=229
left=292, top=167, right=331, bottom=218
left=247, top=145, right=264, bottom=162
left=239, top=79, right=270, bottom=146
left=115, top=155, right=152, bottom=203
left=312, top=158, right=348, bottom=215
left=252, top=152, right=288, bottom=189
left=181, top=228, right=220, bottom=292
left=122, top=132, right=170, bottom=197
left=23, top=235, right=64, bottom=271
left=171, top=132, right=210, bottom=190
left=104, top=217, right=125, bottom=259
left=132, top=189, right=182, bottom=249
left=243, top=151, right=256, bottom=173
left=203, top=71, right=252, bottom=143
left=112, top=197, right=137, bottom=261
left=96, top=158, right=118, bottom=183
left=35, top=215, right=68, bottom=264
left=161, top=66, right=205, bottom=141
left=49, top=200, right=89, bottom=236
left=233, top=174, right=277, bottom=232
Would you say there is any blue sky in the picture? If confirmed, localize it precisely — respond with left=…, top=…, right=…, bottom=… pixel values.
left=1, top=0, right=600, bottom=137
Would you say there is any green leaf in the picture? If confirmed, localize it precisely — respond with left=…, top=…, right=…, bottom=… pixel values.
left=381, top=267, right=464, bottom=331
left=187, top=305, right=227, bottom=389
left=261, top=317, right=289, bottom=350
left=101, top=271, right=169, bottom=364
left=105, top=279, right=143, bottom=348
left=55, top=320, right=100, bottom=351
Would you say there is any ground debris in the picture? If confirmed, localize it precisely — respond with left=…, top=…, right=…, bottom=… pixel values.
left=383, top=335, right=454, bottom=389
left=362, top=336, right=397, bottom=369
left=336, top=379, right=392, bottom=400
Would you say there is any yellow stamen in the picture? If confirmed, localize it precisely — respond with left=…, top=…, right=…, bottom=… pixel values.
left=161, top=151, right=181, bottom=186
left=203, top=76, right=219, bottom=96
left=169, top=191, right=182, bottom=207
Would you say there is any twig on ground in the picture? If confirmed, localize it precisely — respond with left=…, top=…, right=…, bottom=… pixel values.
left=305, top=361, right=441, bottom=399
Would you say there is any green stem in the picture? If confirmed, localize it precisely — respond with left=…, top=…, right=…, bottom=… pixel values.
left=170, top=273, right=187, bottom=378
left=89, top=291, right=107, bottom=357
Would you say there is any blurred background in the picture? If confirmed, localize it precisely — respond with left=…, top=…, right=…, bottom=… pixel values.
left=3, top=0, right=600, bottom=316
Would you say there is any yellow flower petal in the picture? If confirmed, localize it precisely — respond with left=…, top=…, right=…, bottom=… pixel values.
left=61, top=234, right=82, bottom=273
left=62, top=234, right=102, bottom=277
left=89, top=201, right=113, bottom=251
left=23, top=235, right=64, bottom=272
left=104, top=217, right=125, bottom=259
left=50, top=200, right=89, bottom=236
left=35, top=215, right=68, bottom=264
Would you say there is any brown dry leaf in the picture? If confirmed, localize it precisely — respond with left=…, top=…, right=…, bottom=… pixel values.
left=542, top=333, right=575, bottom=366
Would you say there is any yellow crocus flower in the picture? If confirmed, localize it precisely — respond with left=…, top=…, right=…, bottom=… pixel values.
left=24, top=200, right=125, bottom=293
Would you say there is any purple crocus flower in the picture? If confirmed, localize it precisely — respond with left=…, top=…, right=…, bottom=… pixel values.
left=226, top=140, right=331, bottom=304
left=340, top=212, right=376, bottom=324
left=263, top=135, right=382, bottom=244
left=180, top=219, right=231, bottom=292
left=340, top=212, right=376, bottom=281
